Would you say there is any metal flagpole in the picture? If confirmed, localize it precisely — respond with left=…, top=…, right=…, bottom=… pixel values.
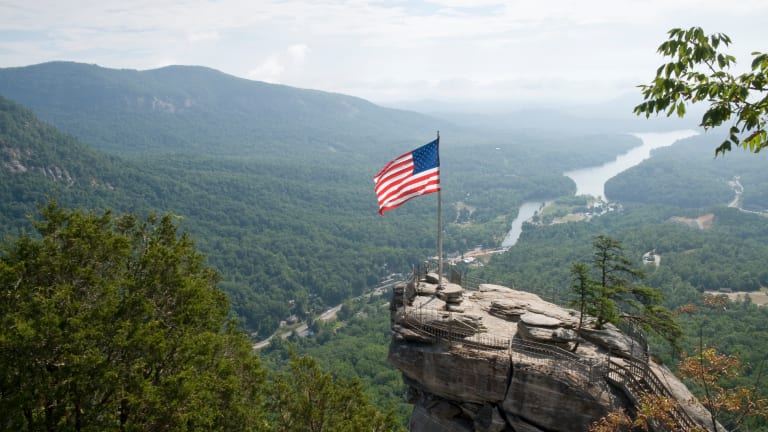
left=437, top=131, right=443, bottom=288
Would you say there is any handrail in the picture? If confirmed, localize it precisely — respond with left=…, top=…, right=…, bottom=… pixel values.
left=511, top=338, right=608, bottom=385
left=606, top=357, right=700, bottom=431
left=414, top=262, right=487, bottom=291
left=402, top=307, right=509, bottom=350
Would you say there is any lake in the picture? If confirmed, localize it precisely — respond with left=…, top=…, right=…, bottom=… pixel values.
left=563, top=130, right=699, bottom=200
left=502, top=129, right=699, bottom=248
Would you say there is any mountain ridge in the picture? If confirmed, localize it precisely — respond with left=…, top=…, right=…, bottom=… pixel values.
left=0, top=61, right=448, bottom=156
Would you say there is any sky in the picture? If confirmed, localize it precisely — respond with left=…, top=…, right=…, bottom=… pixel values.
left=0, top=0, right=765, bottom=109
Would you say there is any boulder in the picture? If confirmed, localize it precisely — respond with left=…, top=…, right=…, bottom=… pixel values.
left=409, top=404, right=474, bottom=432
left=488, top=299, right=528, bottom=322
left=520, top=312, right=561, bottom=327
left=517, top=321, right=578, bottom=345
left=417, top=283, right=439, bottom=296
left=425, top=272, right=441, bottom=284
left=502, top=367, right=612, bottom=432
left=580, top=327, right=645, bottom=358
left=459, top=402, right=483, bottom=420
left=551, top=327, right=579, bottom=343
left=426, top=398, right=462, bottom=419
left=506, top=415, right=547, bottom=432
left=393, top=324, right=435, bottom=344
left=438, top=282, right=465, bottom=303
left=388, top=342, right=510, bottom=403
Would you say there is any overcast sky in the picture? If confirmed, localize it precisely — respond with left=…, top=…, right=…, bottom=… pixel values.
left=0, top=1, right=765, bottom=108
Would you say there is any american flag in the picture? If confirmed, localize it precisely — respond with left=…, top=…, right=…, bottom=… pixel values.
left=374, top=138, right=440, bottom=215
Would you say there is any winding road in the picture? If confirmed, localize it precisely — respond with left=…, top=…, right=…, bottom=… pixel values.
left=252, top=281, right=399, bottom=350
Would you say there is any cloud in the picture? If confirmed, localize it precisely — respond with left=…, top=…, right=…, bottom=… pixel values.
left=1, top=0, right=767, bottom=104
left=287, top=44, right=309, bottom=65
left=247, top=44, right=310, bottom=83
left=188, top=31, right=220, bottom=43
left=248, top=57, right=284, bottom=83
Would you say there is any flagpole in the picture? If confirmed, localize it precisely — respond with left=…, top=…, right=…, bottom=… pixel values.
left=437, top=131, right=443, bottom=288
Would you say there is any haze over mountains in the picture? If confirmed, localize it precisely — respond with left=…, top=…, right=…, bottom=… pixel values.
left=0, top=60, right=756, bottom=339
left=0, top=61, right=452, bottom=157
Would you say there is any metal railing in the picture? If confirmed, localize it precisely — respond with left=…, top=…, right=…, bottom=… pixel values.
left=402, top=305, right=509, bottom=350
left=617, top=319, right=649, bottom=362
left=606, top=356, right=701, bottom=431
left=511, top=338, right=608, bottom=385
left=414, top=262, right=485, bottom=291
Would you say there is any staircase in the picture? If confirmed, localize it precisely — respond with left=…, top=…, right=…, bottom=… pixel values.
left=606, top=357, right=702, bottom=431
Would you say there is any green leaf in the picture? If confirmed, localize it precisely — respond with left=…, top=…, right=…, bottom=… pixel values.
left=715, top=139, right=732, bottom=156
left=752, top=53, right=768, bottom=71
left=638, top=27, right=767, bottom=156
left=676, top=101, right=686, bottom=118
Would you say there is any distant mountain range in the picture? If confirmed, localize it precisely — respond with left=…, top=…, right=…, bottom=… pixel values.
left=0, top=61, right=449, bottom=157
left=387, top=92, right=701, bottom=135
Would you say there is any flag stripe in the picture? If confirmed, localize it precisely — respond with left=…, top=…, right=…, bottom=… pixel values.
left=373, top=139, right=440, bottom=215
left=376, top=167, right=438, bottom=206
left=377, top=179, right=440, bottom=213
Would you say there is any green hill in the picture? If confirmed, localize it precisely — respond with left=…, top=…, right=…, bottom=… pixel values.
left=0, top=61, right=445, bottom=156
left=0, top=96, right=150, bottom=229
left=0, top=95, right=433, bottom=336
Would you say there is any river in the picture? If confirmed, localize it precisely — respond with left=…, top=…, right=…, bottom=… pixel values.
left=502, top=129, right=698, bottom=248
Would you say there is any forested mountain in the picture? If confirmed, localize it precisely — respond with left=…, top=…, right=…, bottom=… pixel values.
left=0, top=95, right=435, bottom=337
left=0, top=96, right=155, bottom=228
left=605, top=134, right=768, bottom=211
left=0, top=63, right=645, bottom=338
left=0, top=61, right=444, bottom=157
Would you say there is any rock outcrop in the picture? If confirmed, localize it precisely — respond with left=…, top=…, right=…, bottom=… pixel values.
left=389, top=274, right=718, bottom=432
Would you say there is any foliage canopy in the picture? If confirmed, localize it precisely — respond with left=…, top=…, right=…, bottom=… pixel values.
left=0, top=202, right=268, bottom=431
left=635, top=27, right=768, bottom=156
left=0, top=203, right=401, bottom=432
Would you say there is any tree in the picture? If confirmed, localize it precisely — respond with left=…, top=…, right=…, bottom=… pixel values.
left=679, top=347, right=767, bottom=431
left=592, top=345, right=767, bottom=432
left=590, top=234, right=644, bottom=329
left=635, top=27, right=768, bottom=156
left=590, top=393, right=709, bottom=432
left=589, top=408, right=633, bottom=432
left=569, top=262, right=595, bottom=332
left=0, top=202, right=405, bottom=431
left=265, top=352, right=403, bottom=432
left=570, top=235, right=681, bottom=348
left=0, top=202, right=267, bottom=431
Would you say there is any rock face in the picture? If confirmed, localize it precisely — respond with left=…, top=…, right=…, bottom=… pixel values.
left=389, top=278, right=718, bottom=432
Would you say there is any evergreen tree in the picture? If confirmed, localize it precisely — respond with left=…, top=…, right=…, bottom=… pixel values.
left=590, top=234, right=645, bottom=328
left=265, top=352, right=403, bottom=432
left=0, top=202, right=267, bottom=431
left=569, top=262, right=595, bottom=332
left=0, top=202, right=403, bottom=431
left=570, top=235, right=682, bottom=348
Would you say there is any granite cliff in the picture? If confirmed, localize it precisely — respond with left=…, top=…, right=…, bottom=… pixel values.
left=388, top=271, right=719, bottom=432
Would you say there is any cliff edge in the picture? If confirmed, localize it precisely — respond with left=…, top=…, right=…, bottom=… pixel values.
left=388, top=272, right=718, bottom=432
